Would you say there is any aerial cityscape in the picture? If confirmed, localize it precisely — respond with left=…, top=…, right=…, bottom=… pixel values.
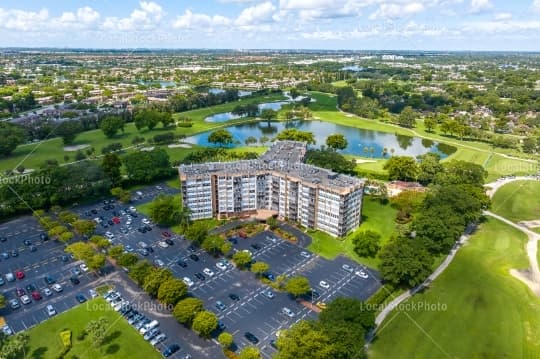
left=0, top=1, right=540, bottom=359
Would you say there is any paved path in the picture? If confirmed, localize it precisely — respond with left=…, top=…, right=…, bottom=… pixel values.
left=372, top=176, right=540, bottom=329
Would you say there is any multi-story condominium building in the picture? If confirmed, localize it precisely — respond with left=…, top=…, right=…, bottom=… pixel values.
left=179, top=141, right=364, bottom=237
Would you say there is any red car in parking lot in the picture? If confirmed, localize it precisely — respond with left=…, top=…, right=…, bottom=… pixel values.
left=112, top=217, right=121, bottom=224
left=161, top=231, right=171, bottom=238
left=31, top=291, right=42, bottom=300
left=15, top=270, right=25, bottom=280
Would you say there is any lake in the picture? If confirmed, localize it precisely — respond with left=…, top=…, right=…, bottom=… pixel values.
left=208, top=88, right=253, bottom=97
left=184, top=120, right=456, bottom=158
left=204, top=102, right=290, bottom=122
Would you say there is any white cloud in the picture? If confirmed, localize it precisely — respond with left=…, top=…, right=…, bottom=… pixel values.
left=494, top=12, right=512, bottom=21
left=469, top=0, right=492, bottom=14
left=173, top=9, right=231, bottom=28
left=103, top=1, right=164, bottom=31
left=0, top=8, right=49, bottom=31
left=464, top=20, right=540, bottom=33
left=278, top=0, right=368, bottom=20
left=235, top=1, right=276, bottom=26
left=533, top=0, right=540, bottom=12
left=369, top=2, right=426, bottom=20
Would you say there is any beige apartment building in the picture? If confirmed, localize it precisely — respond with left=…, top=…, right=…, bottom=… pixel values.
left=179, top=141, right=364, bottom=237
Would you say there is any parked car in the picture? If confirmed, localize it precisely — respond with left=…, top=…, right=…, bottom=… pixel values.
left=300, top=251, right=311, bottom=258
left=342, top=264, right=354, bottom=273
left=44, top=275, right=55, bottom=285
left=70, top=276, right=80, bottom=285
left=162, top=344, right=180, bottom=357
left=282, top=307, right=295, bottom=318
left=139, top=320, right=159, bottom=335
left=215, top=301, right=227, bottom=311
left=157, top=241, right=169, bottom=248
left=154, top=259, right=165, bottom=267
left=31, top=291, right=42, bottom=300
left=194, top=272, right=205, bottom=281
left=229, top=293, right=240, bottom=301
left=15, top=270, right=25, bottom=280
left=176, top=259, right=187, bottom=268
left=80, top=263, right=89, bottom=272
left=150, top=333, right=167, bottom=346
left=164, top=238, right=174, bottom=246
left=244, top=332, right=259, bottom=344
left=52, top=283, right=63, bottom=292
left=76, top=294, right=87, bottom=303
left=46, top=304, right=56, bottom=316
left=355, top=269, right=369, bottom=279
left=189, top=254, right=199, bottom=262
left=43, top=288, right=53, bottom=297
left=20, top=295, right=31, bottom=305
left=262, top=289, right=275, bottom=299
left=9, top=299, right=20, bottom=309
left=203, top=268, right=214, bottom=277
left=319, top=280, right=330, bottom=289
left=182, top=277, right=194, bottom=287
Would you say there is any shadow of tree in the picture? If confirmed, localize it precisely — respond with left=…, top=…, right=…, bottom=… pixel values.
left=102, top=330, right=121, bottom=346
left=105, top=343, right=120, bottom=355
left=30, top=347, right=48, bottom=359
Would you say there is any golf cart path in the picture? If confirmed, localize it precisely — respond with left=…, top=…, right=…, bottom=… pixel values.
left=373, top=176, right=540, bottom=328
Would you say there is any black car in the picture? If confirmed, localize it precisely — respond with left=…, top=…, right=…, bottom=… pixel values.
left=147, top=246, right=154, bottom=253
left=107, top=219, right=114, bottom=225
left=227, top=237, right=238, bottom=244
left=25, top=283, right=37, bottom=292
left=90, top=209, right=98, bottom=214
left=23, top=239, right=32, bottom=246
left=244, top=332, right=259, bottom=344
left=130, top=212, right=138, bottom=217
left=0, top=236, right=6, bottom=242
left=144, top=225, right=152, bottom=231
left=187, top=244, right=198, bottom=252
left=194, top=272, right=205, bottom=281
left=250, top=243, right=262, bottom=250
left=76, top=294, right=87, bottom=303
left=44, top=276, right=55, bottom=285
left=30, top=245, right=37, bottom=252
left=10, top=250, right=18, bottom=257
left=176, top=259, right=187, bottom=268
left=217, top=321, right=226, bottom=330
left=189, top=254, right=199, bottom=262
left=61, top=255, right=69, bottom=262
left=162, top=344, right=180, bottom=357
left=138, top=227, right=146, bottom=233
left=70, top=276, right=80, bottom=285
left=270, top=339, right=278, bottom=349
left=264, top=272, right=275, bottom=281
left=228, top=293, right=240, bottom=301
left=164, top=238, right=174, bottom=246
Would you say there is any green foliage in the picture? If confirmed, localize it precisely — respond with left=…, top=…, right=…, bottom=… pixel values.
left=108, top=245, right=124, bottom=259
left=185, top=221, right=208, bottom=244
left=123, top=148, right=174, bottom=183
left=239, top=346, right=262, bottom=359
left=305, top=149, right=355, bottom=174
left=201, top=235, right=227, bottom=257
left=218, top=332, right=234, bottom=349
left=55, top=120, right=83, bottom=145
left=250, top=261, right=270, bottom=277
left=208, top=129, right=234, bottom=147
left=157, top=278, right=188, bottom=305
left=276, top=129, right=315, bottom=144
left=149, top=194, right=189, bottom=227
left=153, top=132, right=176, bottom=145
left=143, top=268, right=173, bottom=297
left=85, top=317, right=109, bottom=347
left=110, top=187, right=131, bottom=203
left=182, top=147, right=259, bottom=164
left=72, top=219, right=96, bottom=236
left=117, top=253, right=139, bottom=267
left=275, top=321, right=336, bottom=359
left=284, top=276, right=311, bottom=297
left=192, top=311, right=218, bottom=338
left=232, top=251, right=252, bottom=269
left=128, top=260, right=153, bottom=285
left=379, top=236, right=433, bottom=287
left=383, top=156, right=419, bottom=181
left=173, top=297, right=204, bottom=326
left=0, top=122, right=26, bottom=157
left=352, top=230, right=381, bottom=257
left=101, top=154, right=122, bottom=186
left=99, top=115, right=125, bottom=138
left=325, top=133, right=348, bottom=150
left=397, top=106, right=417, bottom=128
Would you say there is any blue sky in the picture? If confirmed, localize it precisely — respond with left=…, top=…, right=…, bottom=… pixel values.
left=1, top=0, right=540, bottom=50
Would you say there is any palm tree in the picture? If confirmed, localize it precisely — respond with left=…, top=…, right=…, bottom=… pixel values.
left=390, top=148, right=395, bottom=157
left=382, top=147, right=388, bottom=157
left=369, top=147, right=375, bottom=158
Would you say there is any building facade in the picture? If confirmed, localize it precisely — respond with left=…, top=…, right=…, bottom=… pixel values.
left=179, top=141, right=364, bottom=237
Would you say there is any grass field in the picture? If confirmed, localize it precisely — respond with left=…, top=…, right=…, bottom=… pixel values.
left=491, top=180, right=540, bottom=223
left=369, top=218, right=540, bottom=359
left=308, top=198, right=398, bottom=269
left=21, top=298, right=160, bottom=359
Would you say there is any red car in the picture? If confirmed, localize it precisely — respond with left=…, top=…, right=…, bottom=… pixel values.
left=161, top=231, right=171, bottom=238
left=112, top=217, right=121, bottom=224
left=31, top=291, right=42, bottom=300
left=15, top=270, right=25, bottom=280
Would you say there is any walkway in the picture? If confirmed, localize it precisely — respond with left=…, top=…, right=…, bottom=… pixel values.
left=373, top=176, right=540, bottom=328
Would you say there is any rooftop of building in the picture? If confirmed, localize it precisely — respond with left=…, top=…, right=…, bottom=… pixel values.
left=179, top=141, right=364, bottom=192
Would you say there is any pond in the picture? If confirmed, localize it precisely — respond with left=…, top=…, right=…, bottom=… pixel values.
left=184, top=120, right=456, bottom=158
left=204, top=102, right=290, bottom=122
left=208, top=88, right=253, bottom=97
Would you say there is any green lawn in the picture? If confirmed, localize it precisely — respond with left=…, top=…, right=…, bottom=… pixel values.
left=22, top=298, right=160, bottom=359
left=369, top=218, right=540, bottom=359
left=491, top=180, right=540, bottom=222
left=308, top=198, right=398, bottom=269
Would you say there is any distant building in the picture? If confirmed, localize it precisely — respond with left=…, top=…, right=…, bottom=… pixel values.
left=179, top=141, right=365, bottom=237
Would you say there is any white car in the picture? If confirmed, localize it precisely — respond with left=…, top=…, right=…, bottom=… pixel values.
left=319, top=280, right=330, bottom=289
left=154, top=259, right=165, bottom=267
left=355, top=270, right=369, bottom=279
left=129, top=206, right=137, bottom=212
left=105, top=231, right=115, bottom=239
left=150, top=333, right=167, bottom=346
left=342, top=264, right=354, bottom=273
left=20, top=295, right=31, bottom=305
left=43, top=288, right=53, bottom=296
left=80, top=263, right=89, bottom=272
left=203, top=268, right=214, bottom=277
left=300, top=251, right=310, bottom=258
left=282, top=307, right=295, bottom=318
left=46, top=304, right=56, bottom=316
left=216, top=262, right=227, bottom=271
left=89, top=289, right=98, bottom=298
left=157, top=241, right=169, bottom=248
left=52, top=283, right=63, bottom=292
left=182, top=277, right=194, bottom=287
left=142, top=218, right=150, bottom=225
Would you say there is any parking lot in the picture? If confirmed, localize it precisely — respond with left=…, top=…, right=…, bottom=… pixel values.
left=1, top=182, right=381, bottom=359
left=0, top=216, right=103, bottom=333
